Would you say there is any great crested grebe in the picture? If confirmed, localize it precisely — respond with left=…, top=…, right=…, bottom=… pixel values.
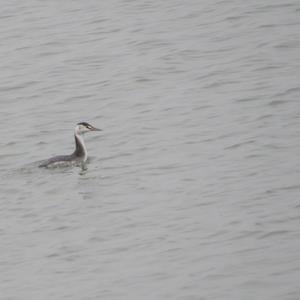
left=39, top=122, right=101, bottom=168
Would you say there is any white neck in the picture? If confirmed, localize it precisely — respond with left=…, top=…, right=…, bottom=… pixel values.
left=74, top=130, right=88, bottom=162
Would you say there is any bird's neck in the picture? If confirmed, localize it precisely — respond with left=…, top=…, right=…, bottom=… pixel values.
left=74, top=133, right=87, bottom=161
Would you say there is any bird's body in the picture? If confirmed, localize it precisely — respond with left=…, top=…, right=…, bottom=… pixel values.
left=39, top=122, right=101, bottom=168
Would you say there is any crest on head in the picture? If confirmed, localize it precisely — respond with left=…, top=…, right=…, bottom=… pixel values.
left=75, top=122, right=101, bottom=134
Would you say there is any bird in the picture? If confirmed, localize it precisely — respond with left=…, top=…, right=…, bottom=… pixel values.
left=39, top=122, right=101, bottom=168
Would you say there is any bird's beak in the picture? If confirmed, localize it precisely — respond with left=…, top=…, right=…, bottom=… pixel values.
left=91, top=127, right=102, bottom=131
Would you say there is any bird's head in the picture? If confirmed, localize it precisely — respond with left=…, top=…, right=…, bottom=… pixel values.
left=75, top=122, right=102, bottom=135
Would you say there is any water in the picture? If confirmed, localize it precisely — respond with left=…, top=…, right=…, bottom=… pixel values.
left=1, top=0, right=300, bottom=299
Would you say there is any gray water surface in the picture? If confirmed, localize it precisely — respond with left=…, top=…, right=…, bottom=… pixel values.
left=1, top=1, right=300, bottom=299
